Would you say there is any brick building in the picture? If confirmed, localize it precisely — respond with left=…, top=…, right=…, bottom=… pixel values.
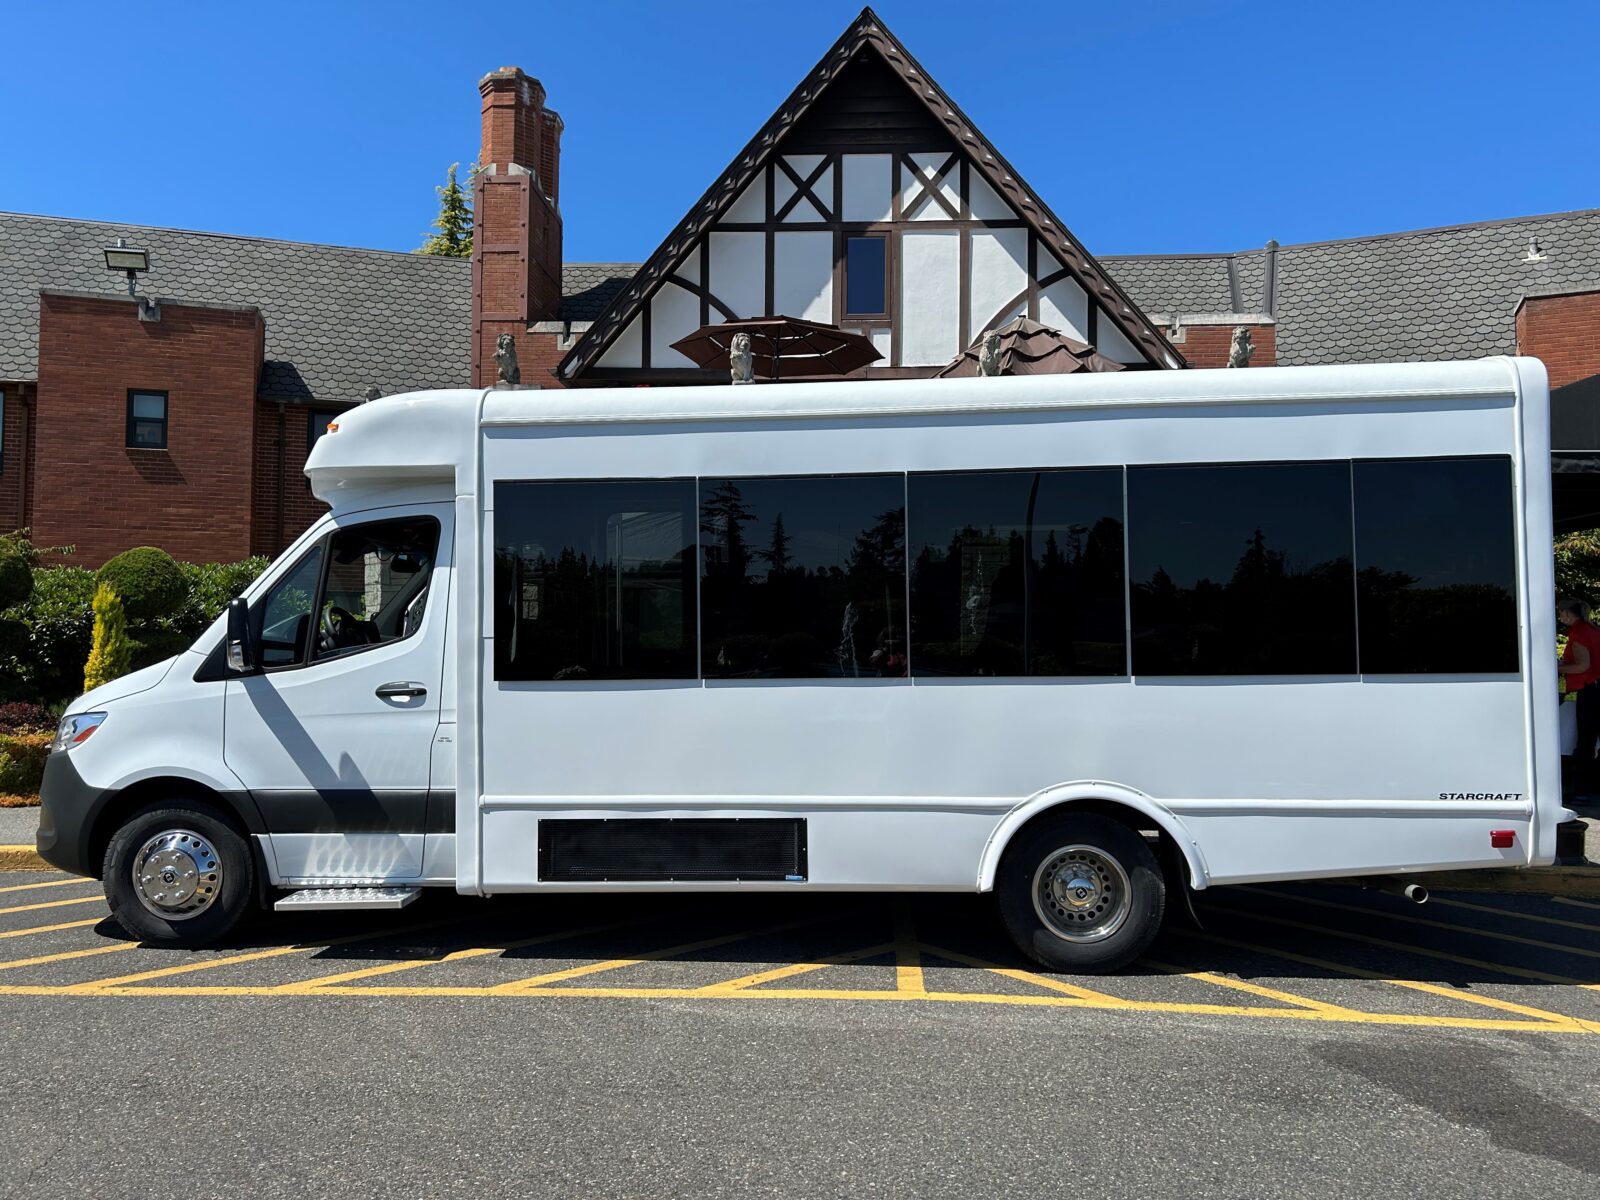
left=4, top=6, right=1600, bottom=564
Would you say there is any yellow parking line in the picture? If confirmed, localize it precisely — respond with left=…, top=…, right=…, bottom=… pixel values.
left=693, top=942, right=897, bottom=995
left=271, top=918, right=638, bottom=992
left=73, top=917, right=467, bottom=990
left=4, top=981, right=1587, bottom=1032
left=915, top=942, right=1131, bottom=1003
left=1140, top=958, right=1359, bottom=1014
left=0, top=918, right=101, bottom=940
left=487, top=917, right=818, bottom=994
left=1181, top=928, right=1594, bottom=1028
left=892, top=902, right=925, bottom=996
left=0, top=878, right=96, bottom=896
left=1253, top=888, right=1600, bottom=961
left=0, top=942, right=139, bottom=972
left=1430, top=896, right=1600, bottom=934
left=0, top=895, right=102, bottom=917
left=1208, top=904, right=1596, bottom=990
left=1555, top=897, right=1600, bottom=912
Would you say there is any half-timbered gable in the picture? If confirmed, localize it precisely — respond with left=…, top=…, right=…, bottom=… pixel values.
left=558, top=9, right=1182, bottom=384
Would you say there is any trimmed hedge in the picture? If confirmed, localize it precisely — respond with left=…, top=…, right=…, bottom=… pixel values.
left=97, top=547, right=187, bottom=622
left=0, top=731, right=49, bottom=796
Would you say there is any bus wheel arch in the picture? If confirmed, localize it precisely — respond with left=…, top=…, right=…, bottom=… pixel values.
left=978, top=784, right=1208, bottom=896
left=87, top=776, right=256, bottom=882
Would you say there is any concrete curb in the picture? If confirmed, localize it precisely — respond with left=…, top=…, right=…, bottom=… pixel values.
left=1404, top=867, right=1600, bottom=900
left=0, top=845, right=47, bottom=871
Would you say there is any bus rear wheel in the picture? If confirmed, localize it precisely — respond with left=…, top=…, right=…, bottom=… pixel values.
left=102, top=801, right=255, bottom=948
left=997, top=812, right=1165, bottom=973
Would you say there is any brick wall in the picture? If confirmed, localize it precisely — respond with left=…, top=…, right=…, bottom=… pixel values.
left=33, top=292, right=264, bottom=566
left=1168, top=323, right=1277, bottom=369
left=249, top=401, right=338, bottom=558
left=0, top=381, right=36, bottom=532
left=1517, top=291, right=1600, bottom=389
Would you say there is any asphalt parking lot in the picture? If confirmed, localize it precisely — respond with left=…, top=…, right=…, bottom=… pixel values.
left=3, top=873, right=1599, bottom=1197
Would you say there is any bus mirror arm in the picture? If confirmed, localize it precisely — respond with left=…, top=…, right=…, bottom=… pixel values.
left=226, top=597, right=257, bottom=674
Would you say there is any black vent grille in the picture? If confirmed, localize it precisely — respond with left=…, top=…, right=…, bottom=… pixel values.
left=538, top=818, right=807, bottom=882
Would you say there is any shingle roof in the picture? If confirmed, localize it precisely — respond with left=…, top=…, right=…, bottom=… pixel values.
left=0, top=211, right=634, bottom=401
left=0, top=211, right=473, bottom=401
left=1103, top=208, right=1600, bottom=366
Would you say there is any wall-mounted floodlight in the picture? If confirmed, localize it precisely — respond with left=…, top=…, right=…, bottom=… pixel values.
left=104, top=238, right=150, bottom=294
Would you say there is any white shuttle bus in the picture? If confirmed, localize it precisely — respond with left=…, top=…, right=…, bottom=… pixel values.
left=38, top=357, right=1563, bottom=971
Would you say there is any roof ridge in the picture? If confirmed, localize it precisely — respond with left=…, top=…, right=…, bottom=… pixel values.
left=1103, top=206, right=1600, bottom=262
left=0, top=210, right=472, bottom=265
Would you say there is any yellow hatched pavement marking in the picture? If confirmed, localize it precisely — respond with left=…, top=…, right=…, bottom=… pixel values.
left=1179, top=928, right=1594, bottom=1027
left=1431, top=896, right=1600, bottom=934
left=0, top=878, right=97, bottom=896
left=271, top=917, right=639, bottom=992
left=0, top=942, right=139, bottom=972
left=486, top=917, right=819, bottom=994
left=1207, top=905, right=1600, bottom=996
left=0, top=918, right=100, bottom=940
left=892, top=902, right=925, bottom=996
left=915, top=942, right=1131, bottom=1003
left=1254, top=888, right=1600, bottom=962
left=693, top=942, right=897, bottom=995
left=1140, top=958, right=1359, bottom=1014
left=71, top=917, right=467, bottom=991
left=0, top=895, right=102, bottom=917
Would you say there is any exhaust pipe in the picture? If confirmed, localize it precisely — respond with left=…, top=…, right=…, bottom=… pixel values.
left=1358, top=875, right=1428, bottom=904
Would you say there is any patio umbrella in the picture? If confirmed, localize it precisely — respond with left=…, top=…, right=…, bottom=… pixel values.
left=670, top=316, right=881, bottom=382
left=935, top=316, right=1125, bottom=378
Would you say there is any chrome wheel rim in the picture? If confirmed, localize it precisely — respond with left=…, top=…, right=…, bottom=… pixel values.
left=1032, top=845, right=1131, bottom=943
left=131, top=830, right=221, bottom=921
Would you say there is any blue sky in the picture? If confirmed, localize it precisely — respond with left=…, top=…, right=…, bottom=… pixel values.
left=1, top=1, right=1594, bottom=262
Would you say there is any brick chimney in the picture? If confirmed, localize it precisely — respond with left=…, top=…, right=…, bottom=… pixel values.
left=472, top=66, right=564, bottom=386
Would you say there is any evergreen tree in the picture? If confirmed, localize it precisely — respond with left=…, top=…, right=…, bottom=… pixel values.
left=758, top=512, right=793, bottom=579
left=419, top=163, right=474, bottom=258
left=83, top=582, right=131, bottom=691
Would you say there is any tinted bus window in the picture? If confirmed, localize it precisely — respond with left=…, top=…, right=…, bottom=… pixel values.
left=1128, top=462, right=1357, bottom=675
left=1353, top=457, right=1519, bottom=673
left=701, top=474, right=906, bottom=678
left=494, top=480, right=697, bottom=681
left=907, top=469, right=1126, bottom=676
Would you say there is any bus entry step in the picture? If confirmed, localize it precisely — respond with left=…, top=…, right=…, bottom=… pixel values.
left=273, top=887, right=421, bottom=911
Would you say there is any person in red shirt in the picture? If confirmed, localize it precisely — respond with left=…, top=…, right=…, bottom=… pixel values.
left=1559, top=597, right=1600, bottom=795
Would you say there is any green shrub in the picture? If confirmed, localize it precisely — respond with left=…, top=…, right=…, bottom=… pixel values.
left=129, top=629, right=194, bottom=670
left=0, top=731, right=49, bottom=795
left=84, top=582, right=133, bottom=691
left=165, top=557, right=269, bottom=638
left=0, top=566, right=96, bottom=704
left=0, top=532, right=31, bottom=610
left=97, top=547, right=186, bottom=622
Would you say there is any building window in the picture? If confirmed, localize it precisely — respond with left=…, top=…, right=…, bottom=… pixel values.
left=493, top=479, right=699, bottom=681
left=1353, top=456, right=1518, bottom=673
left=844, top=236, right=888, bottom=316
left=307, top=409, right=341, bottom=452
left=700, top=474, right=906, bottom=678
left=908, top=469, right=1127, bottom=677
left=126, top=390, right=168, bottom=449
left=1127, top=462, right=1357, bottom=675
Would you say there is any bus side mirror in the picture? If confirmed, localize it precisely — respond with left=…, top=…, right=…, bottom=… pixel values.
left=226, top=597, right=257, bottom=674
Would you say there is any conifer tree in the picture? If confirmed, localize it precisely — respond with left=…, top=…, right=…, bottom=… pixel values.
left=420, top=163, right=474, bottom=258
left=83, top=582, right=132, bottom=691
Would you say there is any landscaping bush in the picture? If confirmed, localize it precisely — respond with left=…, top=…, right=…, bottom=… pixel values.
left=0, top=565, right=96, bottom=705
left=0, top=730, right=50, bottom=796
left=166, top=557, right=269, bottom=637
left=0, top=701, right=52, bottom=734
left=0, top=532, right=31, bottom=609
left=83, top=582, right=133, bottom=691
left=97, top=547, right=187, bottom=622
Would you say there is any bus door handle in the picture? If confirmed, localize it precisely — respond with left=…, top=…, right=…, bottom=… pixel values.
left=376, top=681, right=428, bottom=700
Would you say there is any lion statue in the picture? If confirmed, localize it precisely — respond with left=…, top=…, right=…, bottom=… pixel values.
left=494, top=333, right=521, bottom=386
left=730, top=332, right=755, bottom=385
left=1227, top=327, right=1254, bottom=369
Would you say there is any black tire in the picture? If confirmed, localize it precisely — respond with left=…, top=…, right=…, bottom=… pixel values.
left=102, top=801, right=255, bottom=948
left=996, top=812, right=1165, bottom=973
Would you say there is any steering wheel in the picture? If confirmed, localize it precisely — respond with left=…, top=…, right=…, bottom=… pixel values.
left=319, top=604, right=360, bottom=652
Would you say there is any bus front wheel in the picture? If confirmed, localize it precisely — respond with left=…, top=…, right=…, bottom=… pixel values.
left=996, top=812, right=1165, bottom=973
left=102, top=801, right=255, bottom=948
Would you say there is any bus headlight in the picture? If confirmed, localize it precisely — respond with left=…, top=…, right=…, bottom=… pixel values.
left=51, top=712, right=106, bottom=753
